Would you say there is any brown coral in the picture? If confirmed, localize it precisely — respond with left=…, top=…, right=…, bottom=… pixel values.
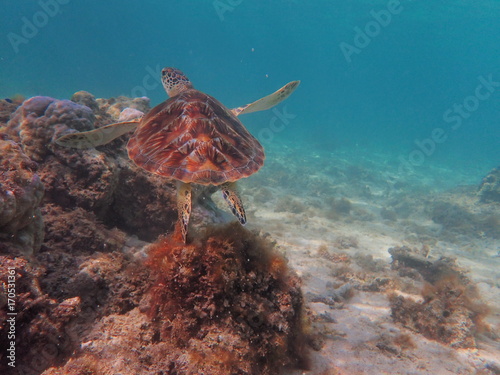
left=38, top=225, right=310, bottom=375
left=102, top=160, right=177, bottom=241
left=0, top=138, right=45, bottom=255
left=0, top=256, right=82, bottom=375
left=39, top=150, right=119, bottom=217
left=390, top=274, right=489, bottom=348
left=41, top=204, right=125, bottom=255
left=0, top=99, right=18, bottom=125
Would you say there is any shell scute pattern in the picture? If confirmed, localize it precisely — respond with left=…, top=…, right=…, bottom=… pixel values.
left=127, top=89, right=264, bottom=185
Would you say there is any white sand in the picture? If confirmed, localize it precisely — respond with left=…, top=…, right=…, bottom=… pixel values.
left=237, top=145, right=500, bottom=374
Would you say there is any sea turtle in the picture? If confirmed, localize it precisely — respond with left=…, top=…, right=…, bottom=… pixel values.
left=56, top=67, right=300, bottom=242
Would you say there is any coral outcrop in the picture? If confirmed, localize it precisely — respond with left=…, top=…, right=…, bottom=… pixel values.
left=96, top=95, right=149, bottom=121
left=389, top=246, right=490, bottom=348
left=147, top=224, right=309, bottom=375
left=2, top=93, right=176, bottom=240
left=39, top=148, right=119, bottom=217
left=5, top=96, right=95, bottom=162
left=0, top=99, right=19, bottom=124
left=0, top=138, right=44, bottom=255
left=0, top=256, right=82, bottom=375
left=41, top=224, right=309, bottom=375
left=70, top=91, right=148, bottom=129
left=478, top=166, right=500, bottom=203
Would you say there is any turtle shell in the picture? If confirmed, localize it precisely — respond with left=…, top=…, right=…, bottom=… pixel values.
left=127, top=89, right=265, bottom=185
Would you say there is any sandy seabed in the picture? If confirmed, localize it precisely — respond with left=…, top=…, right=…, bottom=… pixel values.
left=241, top=143, right=500, bottom=375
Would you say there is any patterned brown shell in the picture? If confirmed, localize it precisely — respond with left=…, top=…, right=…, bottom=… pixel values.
left=127, top=89, right=265, bottom=185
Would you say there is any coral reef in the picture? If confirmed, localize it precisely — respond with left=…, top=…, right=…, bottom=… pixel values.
left=96, top=95, right=149, bottom=120
left=389, top=246, right=490, bottom=348
left=4, top=96, right=95, bottom=161
left=0, top=256, right=82, bottom=375
left=70, top=91, right=148, bottom=129
left=69, top=91, right=99, bottom=113
left=478, top=166, right=500, bottom=203
left=2, top=93, right=177, bottom=240
left=118, top=107, right=144, bottom=122
left=0, top=99, right=19, bottom=124
left=38, top=224, right=310, bottom=375
left=41, top=204, right=126, bottom=256
left=0, top=138, right=44, bottom=255
left=0, top=93, right=177, bottom=374
left=102, top=160, right=177, bottom=241
left=0, top=228, right=150, bottom=375
left=39, top=147, right=119, bottom=216
left=430, top=201, right=474, bottom=234
left=0, top=92, right=310, bottom=374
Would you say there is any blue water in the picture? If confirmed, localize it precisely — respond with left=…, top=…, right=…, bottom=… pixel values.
left=1, top=0, right=499, bottom=182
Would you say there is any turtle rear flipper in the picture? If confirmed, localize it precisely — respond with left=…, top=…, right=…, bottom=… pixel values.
left=221, top=182, right=246, bottom=224
left=56, top=120, right=140, bottom=149
left=231, top=80, right=300, bottom=117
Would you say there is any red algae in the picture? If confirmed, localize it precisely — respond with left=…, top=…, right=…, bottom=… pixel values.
left=146, top=222, right=310, bottom=375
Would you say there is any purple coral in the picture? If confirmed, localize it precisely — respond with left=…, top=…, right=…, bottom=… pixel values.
left=5, top=96, right=95, bottom=161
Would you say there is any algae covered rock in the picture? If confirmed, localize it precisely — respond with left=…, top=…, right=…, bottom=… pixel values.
left=43, top=225, right=310, bottom=375
left=70, top=90, right=99, bottom=112
left=0, top=138, right=44, bottom=255
left=478, top=166, right=500, bottom=203
left=103, top=159, right=177, bottom=241
left=389, top=246, right=490, bottom=349
left=146, top=223, right=310, bottom=375
left=0, top=256, right=82, bottom=375
left=39, top=148, right=119, bottom=217
left=0, top=98, right=19, bottom=124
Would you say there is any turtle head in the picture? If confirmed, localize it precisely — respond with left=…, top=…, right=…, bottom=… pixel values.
left=161, top=67, right=194, bottom=97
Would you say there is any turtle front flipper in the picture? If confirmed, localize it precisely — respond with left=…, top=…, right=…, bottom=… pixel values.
left=221, top=182, right=246, bottom=225
left=55, top=120, right=140, bottom=149
left=231, top=80, right=300, bottom=117
left=176, top=181, right=192, bottom=243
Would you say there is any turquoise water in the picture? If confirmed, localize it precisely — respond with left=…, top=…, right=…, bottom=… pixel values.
left=1, top=0, right=499, bottom=181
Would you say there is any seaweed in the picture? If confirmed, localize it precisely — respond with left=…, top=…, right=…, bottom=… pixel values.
left=389, top=246, right=491, bottom=348
left=146, top=223, right=310, bottom=375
